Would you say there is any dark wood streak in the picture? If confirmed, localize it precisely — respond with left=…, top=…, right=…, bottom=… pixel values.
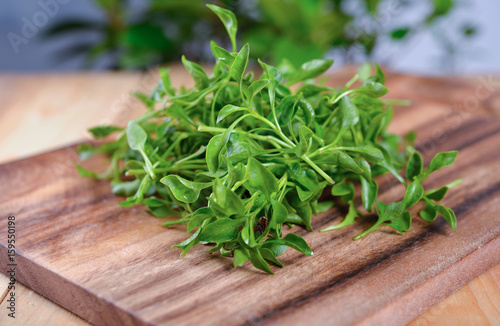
left=454, top=125, right=500, bottom=152
left=415, top=117, right=486, bottom=153
left=452, top=182, right=500, bottom=217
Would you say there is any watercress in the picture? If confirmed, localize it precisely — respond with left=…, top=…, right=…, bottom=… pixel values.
left=77, top=5, right=460, bottom=274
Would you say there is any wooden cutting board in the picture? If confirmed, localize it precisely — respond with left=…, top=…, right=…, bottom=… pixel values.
left=1, top=73, right=500, bottom=326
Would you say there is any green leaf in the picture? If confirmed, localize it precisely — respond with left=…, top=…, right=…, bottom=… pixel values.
left=206, top=134, right=226, bottom=173
left=181, top=55, right=209, bottom=90
left=296, top=84, right=332, bottom=97
left=210, top=40, right=234, bottom=66
left=360, top=177, right=378, bottom=212
left=187, top=207, right=213, bottom=233
left=261, top=241, right=287, bottom=257
left=250, top=249, right=274, bottom=274
left=354, top=201, right=405, bottom=239
left=285, top=59, right=334, bottom=86
left=199, top=218, right=246, bottom=243
left=283, top=233, right=313, bottom=256
left=216, top=105, right=249, bottom=123
left=166, top=102, right=197, bottom=127
left=212, top=178, right=245, bottom=216
left=207, top=4, right=238, bottom=52
left=297, top=186, right=314, bottom=201
left=355, top=81, right=389, bottom=98
left=126, top=121, right=155, bottom=179
left=275, top=95, right=299, bottom=125
left=206, top=114, right=251, bottom=174
left=374, top=63, right=385, bottom=85
left=75, top=164, right=99, bottom=178
left=319, top=150, right=362, bottom=174
left=245, top=157, right=278, bottom=198
left=425, top=187, right=448, bottom=202
left=248, top=79, right=269, bottom=103
left=379, top=201, right=405, bottom=224
left=159, top=67, right=174, bottom=95
left=335, top=96, right=359, bottom=142
left=298, top=96, right=315, bottom=126
left=111, top=179, right=140, bottom=196
left=76, top=144, right=100, bottom=160
left=88, top=125, right=122, bottom=139
left=144, top=198, right=180, bottom=218
left=406, top=151, right=423, bottom=181
left=233, top=248, right=250, bottom=267
left=388, top=211, right=411, bottom=233
left=420, top=199, right=456, bottom=231
left=321, top=200, right=358, bottom=231
left=230, top=43, right=249, bottom=83
left=420, top=200, right=437, bottom=222
left=258, top=59, right=282, bottom=108
left=403, top=179, right=424, bottom=210
left=358, top=62, right=372, bottom=82
left=391, top=27, right=410, bottom=40
left=341, top=146, right=384, bottom=163
left=133, top=92, right=155, bottom=110
left=296, top=125, right=315, bottom=155
left=425, top=178, right=462, bottom=202
left=240, top=224, right=256, bottom=248
left=126, top=121, right=147, bottom=151
left=332, top=181, right=354, bottom=198
left=436, top=205, right=457, bottom=231
left=260, top=248, right=284, bottom=267
left=173, top=219, right=211, bottom=257
left=160, top=175, right=211, bottom=203
left=426, top=151, right=458, bottom=176
left=290, top=201, right=313, bottom=231
left=270, top=201, right=288, bottom=229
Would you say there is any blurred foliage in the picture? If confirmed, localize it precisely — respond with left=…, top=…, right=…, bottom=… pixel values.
left=44, top=0, right=476, bottom=70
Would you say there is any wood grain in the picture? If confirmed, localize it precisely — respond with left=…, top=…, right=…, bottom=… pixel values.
left=410, top=263, right=500, bottom=325
left=0, top=275, right=87, bottom=326
left=0, top=69, right=499, bottom=325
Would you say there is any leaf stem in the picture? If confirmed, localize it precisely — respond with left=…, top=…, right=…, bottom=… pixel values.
left=353, top=221, right=384, bottom=240
left=301, top=154, right=335, bottom=184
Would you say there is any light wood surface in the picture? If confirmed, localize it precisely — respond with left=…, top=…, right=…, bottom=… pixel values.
left=0, top=68, right=498, bottom=325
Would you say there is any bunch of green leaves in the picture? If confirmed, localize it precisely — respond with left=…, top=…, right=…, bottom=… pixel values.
left=77, top=5, right=460, bottom=274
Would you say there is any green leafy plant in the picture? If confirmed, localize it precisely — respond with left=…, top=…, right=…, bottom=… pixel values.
left=77, top=5, right=460, bottom=274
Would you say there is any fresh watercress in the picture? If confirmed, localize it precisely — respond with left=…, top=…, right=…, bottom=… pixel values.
left=77, top=5, right=460, bottom=274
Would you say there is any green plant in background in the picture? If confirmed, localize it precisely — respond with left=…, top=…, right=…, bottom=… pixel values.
left=44, top=0, right=475, bottom=70
left=77, top=5, right=460, bottom=274
left=245, top=0, right=476, bottom=68
left=44, top=0, right=212, bottom=69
